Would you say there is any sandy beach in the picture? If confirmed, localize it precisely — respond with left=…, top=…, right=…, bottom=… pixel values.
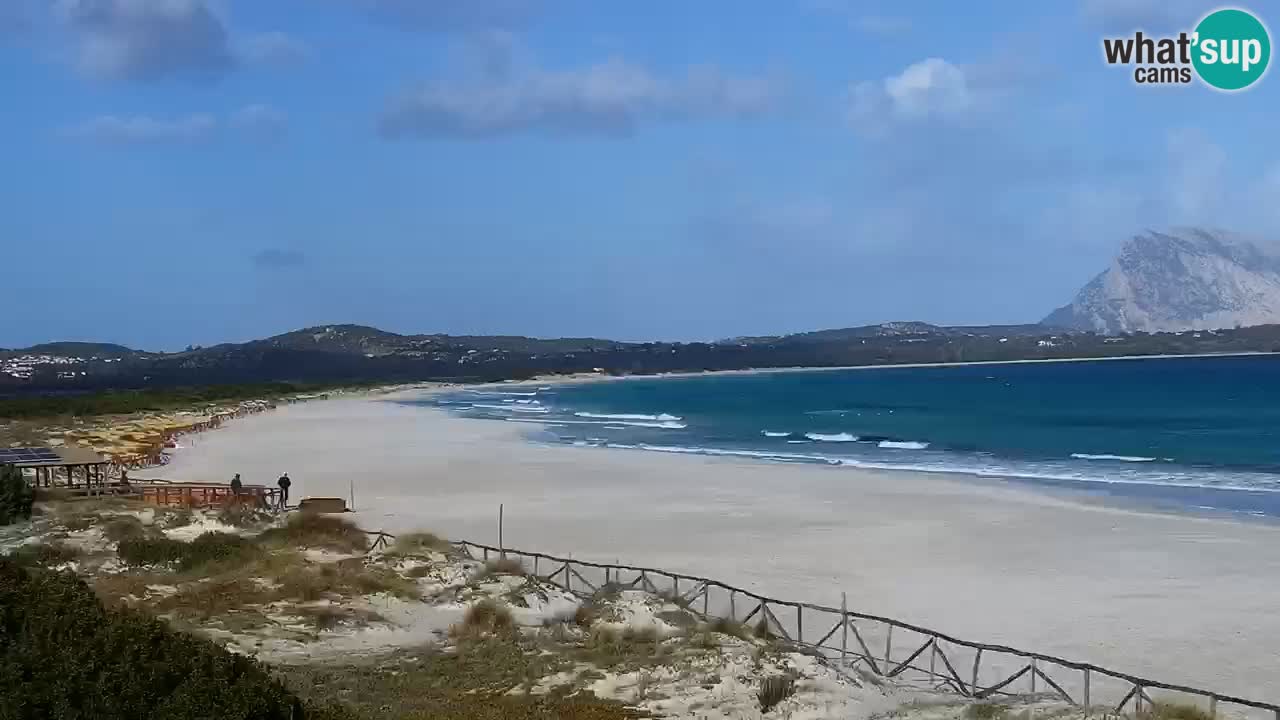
left=139, top=390, right=1280, bottom=704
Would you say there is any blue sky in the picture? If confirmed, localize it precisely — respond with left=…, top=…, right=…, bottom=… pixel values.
left=2, top=0, right=1276, bottom=349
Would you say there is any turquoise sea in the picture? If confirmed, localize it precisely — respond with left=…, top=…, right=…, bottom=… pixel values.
left=422, top=355, right=1280, bottom=518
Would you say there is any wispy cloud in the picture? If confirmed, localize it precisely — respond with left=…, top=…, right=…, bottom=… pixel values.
left=346, top=0, right=546, bottom=32
left=65, top=104, right=287, bottom=145
left=379, top=38, right=784, bottom=139
left=240, top=31, right=310, bottom=66
left=65, top=113, right=219, bottom=144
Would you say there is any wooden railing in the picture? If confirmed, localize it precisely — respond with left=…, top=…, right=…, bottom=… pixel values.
left=131, top=481, right=282, bottom=509
left=446, top=539, right=1278, bottom=720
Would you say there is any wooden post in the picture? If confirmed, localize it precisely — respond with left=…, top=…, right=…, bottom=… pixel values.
left=796, top=606, right=803, bottom=644
left=499, top=504, right=504, bottom=558
left=563, top=560, right=571, bottom=593
left=1082, top=669, right=1090, bottom=711
left=730, top=591, right=736, bottom=621
left=703, top=586, right=709, bottom=616
left=840, top=593, right=848, bottom=664
left=1209, top=697, right=1217, bottom=719
left=349, top=478, right=355, bottom=512
left=929, top=638, right=937, bottom=680
left=1030, top=658, right=1037, bottom=694
left=534, top=556, right=539, bottom=576
left=884, top=624, right=893, bottom=666
left=972, top=648, right=982, bottom=696
left=1134, top=685, right=1143, bottom=715
left=673, top=575, right=679, bottom=598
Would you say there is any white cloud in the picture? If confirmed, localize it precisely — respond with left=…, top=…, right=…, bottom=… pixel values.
left=55, top=0, right=235, bottom=82
left=66, top=113, right=219, bottom=144
left=379, top=49, right=784, bottom=139
left=847, top=58, right=973, bottom=135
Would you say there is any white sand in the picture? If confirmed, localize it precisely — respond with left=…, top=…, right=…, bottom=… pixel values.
left=139, top=393, right=1280, bottom=705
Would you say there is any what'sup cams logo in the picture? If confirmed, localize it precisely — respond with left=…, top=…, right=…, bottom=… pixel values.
left=1103, top=7, right=1271, bottom=90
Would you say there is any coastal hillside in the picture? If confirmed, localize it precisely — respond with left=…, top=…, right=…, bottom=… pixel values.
left=1044, top=228, right=1280, bottom=334
left=9, top=318, right=1280, bottom=393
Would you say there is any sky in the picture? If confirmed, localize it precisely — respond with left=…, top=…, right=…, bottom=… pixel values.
left=2, top=0, right=1278, bottom=350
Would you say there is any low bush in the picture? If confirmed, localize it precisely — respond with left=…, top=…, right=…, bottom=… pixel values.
left=757, top=673, right=796, bottom=713
left=965, top=702, right=1009, bottom=720
left=259, top=513, right=368, bottom=553
left=0, top=464, right=35, bottom=526
left=452, top=599, right=516, bottom=640
left=118, top=532, right=257, bottom=572
left=4, top=542, right=80, bottom=568
left=1141, top=701, right=1215, bottom=720
left=390, top=531, right=451, bottom=555
left=0, top=558, right=340, bottom=719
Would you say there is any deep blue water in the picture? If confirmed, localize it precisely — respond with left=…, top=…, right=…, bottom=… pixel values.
left=420, top=356, right=1280, bottom=518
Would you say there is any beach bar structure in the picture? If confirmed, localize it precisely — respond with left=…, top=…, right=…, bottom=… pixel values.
left=0, top=446, right=111, bottom=489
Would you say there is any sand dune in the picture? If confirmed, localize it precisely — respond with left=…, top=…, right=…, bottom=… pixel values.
left=138, top=391, right=1280, bottom=705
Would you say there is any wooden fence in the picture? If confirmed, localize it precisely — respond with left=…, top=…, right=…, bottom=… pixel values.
left=447, top=539, right=1278, bottom=720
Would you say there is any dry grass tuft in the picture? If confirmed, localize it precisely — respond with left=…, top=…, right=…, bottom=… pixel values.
left=965, top=702, right=1010, bottom=720
left=757, top=673, right=796, bottom=713
left=452, top=599, right=516, bottom=640
left=389, top=532, right=451, bottom=556
left=1140, top=701, right=1215, bottom=720
left=258, top=513, right=368, bottom=553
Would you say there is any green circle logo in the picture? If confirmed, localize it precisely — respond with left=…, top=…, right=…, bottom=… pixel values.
left=1192, top=8, right=1271, bottom=90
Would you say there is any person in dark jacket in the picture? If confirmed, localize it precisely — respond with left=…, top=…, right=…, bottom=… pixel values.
left=277, top=473, right=291, bottom=508
left=230, top=473, right=243, bottom=494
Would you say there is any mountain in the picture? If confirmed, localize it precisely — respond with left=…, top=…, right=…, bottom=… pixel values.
left=1044, top=228, right=1280, bottom=334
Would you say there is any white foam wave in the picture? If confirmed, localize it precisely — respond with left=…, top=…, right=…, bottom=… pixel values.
left=761, top=431, right=790, bottom=437
left=469, top=403, right=549, bottom=413
left=505, top=417, right=683, bottom=429
left=1070, top=453, right=1156, bottom=462
left=575, top=412, right=682, bottom=421
left=879, top=440, right=930, bottom=450
left=805, top=432, right=858, bottom=442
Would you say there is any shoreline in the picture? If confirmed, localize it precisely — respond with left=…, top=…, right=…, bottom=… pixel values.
left=144, top=393, right=1280, bottom=703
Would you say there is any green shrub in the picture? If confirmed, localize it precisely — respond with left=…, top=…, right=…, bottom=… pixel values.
left=118, top=532, right=257, bottom=572
left=0, top=558, right=334, bottom=719
left=4, top=542, right=80, bottom=568
left=0, top=464, right=35, bottom=526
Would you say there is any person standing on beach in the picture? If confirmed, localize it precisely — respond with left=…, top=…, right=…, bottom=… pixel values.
left=277, top=473, right=291, bottom=509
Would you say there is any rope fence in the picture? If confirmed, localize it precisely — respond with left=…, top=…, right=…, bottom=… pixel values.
left=443, top=539, right=1277, bottom=720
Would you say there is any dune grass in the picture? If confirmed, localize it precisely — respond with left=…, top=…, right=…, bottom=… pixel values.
left=258, top=513, right=368, bottom=553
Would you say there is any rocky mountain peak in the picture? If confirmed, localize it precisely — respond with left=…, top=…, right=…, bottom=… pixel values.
left=1043, top=228, right=1280, bottom=334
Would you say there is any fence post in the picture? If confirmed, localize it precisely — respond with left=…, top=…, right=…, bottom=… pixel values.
left=1134, top=685, right=1143, bottom=715
left=929, top=637, right=937, bottom=681
left=534, top=556, right=539, bottom=576
left=972, top=648, right=982, bottom=696
left=703, top=586, right=709, bottom=616
left=1082, top=669, right=1090, bottom=711
left=564, top=560, right=572, bottom=593
left=498, top=504, right=504, bottom=559
left=840, top=593, right=848, bottom=665
left=1209, top=697, right=1217, bottom=719
left=1030, top=658, right=1037, bottom=694
left=796, top=606, right=803, bottom=644
left=730, top=591, right=736, bottom=621
left=885, top=624, right=893, bottom=666
left=673, top=575, right=679, bottom=598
